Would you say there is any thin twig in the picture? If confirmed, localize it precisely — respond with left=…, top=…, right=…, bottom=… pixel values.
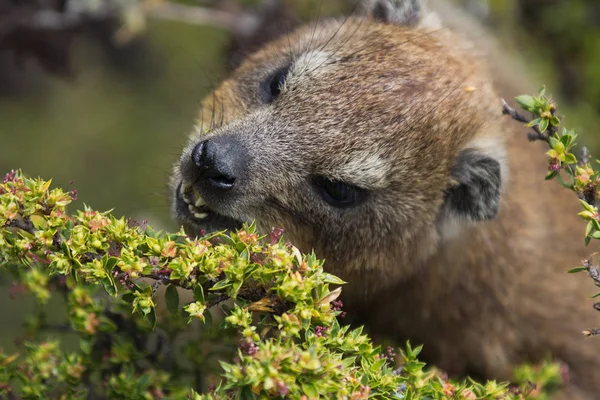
left=501, top=99, right=529, bottom=123
left=206, top=294, right=230, bottom=309
left=7, top=218, right=35, bottom=234
left=580, top=147, right=591, bottom=166
left=145, top=2, right=259, bottom=35
left=501, top=99, right=549, bottom=143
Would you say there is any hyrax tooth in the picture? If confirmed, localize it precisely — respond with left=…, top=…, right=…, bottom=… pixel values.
left=194, top=212, right=209, bottom=220
left=188, top=204, right=196, bottom=213
left=181, top=182, right=192, bottom=194
left=195, top=197, right=206, bottom=207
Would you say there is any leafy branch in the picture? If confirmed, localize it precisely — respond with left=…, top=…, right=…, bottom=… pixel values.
left=0, top=170, right=559, bottom=398
left=502, top=87, right=600, bottom=337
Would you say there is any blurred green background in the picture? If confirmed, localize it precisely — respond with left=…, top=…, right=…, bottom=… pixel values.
left=0, top=20, right=229, bottom=233
left=1, top=0, right=599, bottom=349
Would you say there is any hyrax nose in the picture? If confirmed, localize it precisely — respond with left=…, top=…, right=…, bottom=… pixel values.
left=191, top=137, right=245, bottom=191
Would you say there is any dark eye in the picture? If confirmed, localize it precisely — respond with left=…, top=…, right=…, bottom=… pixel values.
left=260, top=65, right=290, bottom=104
left=313, top=177, right=364, bottom=208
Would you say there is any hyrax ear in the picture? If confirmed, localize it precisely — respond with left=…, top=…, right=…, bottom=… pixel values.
left=368, top=0, right=423, bottom=26
left=443, top=149, right=502, bottom=222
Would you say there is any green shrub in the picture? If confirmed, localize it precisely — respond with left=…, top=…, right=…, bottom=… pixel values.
left=2, top=87, right=589, bottom=398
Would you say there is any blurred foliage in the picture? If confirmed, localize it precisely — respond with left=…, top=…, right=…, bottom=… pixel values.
left=487, top=0, right=600, bottom=103
left=474, top=0, right=600, bottom=147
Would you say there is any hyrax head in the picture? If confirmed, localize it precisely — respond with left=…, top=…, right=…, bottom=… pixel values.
left=171, top=0, right=506, bottom=285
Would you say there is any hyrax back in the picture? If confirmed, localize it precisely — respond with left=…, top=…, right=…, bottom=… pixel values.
left=171, top=0, right=599, bottom=396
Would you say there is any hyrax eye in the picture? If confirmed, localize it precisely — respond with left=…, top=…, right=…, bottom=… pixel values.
left=260, top=65, right=291, bottom=104
left=313, top=176, right=365, bottom=208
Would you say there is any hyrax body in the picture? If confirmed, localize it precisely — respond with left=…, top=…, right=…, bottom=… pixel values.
left=171, top=0, right=599, bottom=397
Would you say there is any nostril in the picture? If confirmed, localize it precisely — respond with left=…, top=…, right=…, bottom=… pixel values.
left=208, top=175, right=235, bottom=190
left=191, top=139, right=220, bottom=173
left=190, top=139, right=238, bottom=191
left=191, top=141, right=206, bottom=167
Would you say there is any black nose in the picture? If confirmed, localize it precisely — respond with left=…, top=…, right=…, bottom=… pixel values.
left=191, top=137, right=245, bottom=191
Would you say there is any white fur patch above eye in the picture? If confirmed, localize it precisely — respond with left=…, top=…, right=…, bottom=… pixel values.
left=332, top=152, right=390, bottom=189
left=289, top=50, right=335, bottom=78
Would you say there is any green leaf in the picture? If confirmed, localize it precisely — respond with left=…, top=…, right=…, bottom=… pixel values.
left=412, top=344, right=423, bottom=358
left=230, top=280, right=243, bottom=298
left=122, top=293, right=135, bottom=304
left=165, top=284, right=180, bottom=315
left=545, top=170, right=559, bottom=180
left=203, top=307, right=213, bottom=328
left=146, top=308, right=157, bottom=328
left=580, top=199, right=596, bottom=213
left=301, top=383, right=319, bottom=398
left=61, top=241, right=72, bottom=260
left=538, top=86, right=546, bottom=97
left=193, top=285, right=205, bottom=303
left=104, top=256, right=118, bottom=271
left=564, top=153, right=578, bottom=165
left=516, top=95, right=536, bottom=110
left=341, top=356, right=357, bottom=369
left=568, top=267, right=587, bottom=274
left=321, top=273, right=347, bottom=285
left=29, top=215, right=47, bottom=229
left=538, top=118, right=549, bottom=133
left=102, top=279, right=117, bottom=297
left=210, top=280, right=232, bottom=291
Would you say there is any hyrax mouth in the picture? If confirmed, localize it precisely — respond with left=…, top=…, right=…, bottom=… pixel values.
left=175, top=181, right=244, bottom=234
left=177, top=181, right=212, bottom=222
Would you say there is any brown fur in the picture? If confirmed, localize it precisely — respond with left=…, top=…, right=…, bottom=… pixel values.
left=171, top=3, right=600, bottom=397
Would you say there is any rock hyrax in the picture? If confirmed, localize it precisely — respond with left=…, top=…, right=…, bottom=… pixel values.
left=170, top=1, right=599, bottom=397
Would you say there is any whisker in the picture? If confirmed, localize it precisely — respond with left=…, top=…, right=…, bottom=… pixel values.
left=314, top=0, right=362, bottom=57
left=305, top=6, right=369, bottom=76
left=285, top=19, right=298, bottom=65
left=199, top=99, right=205, bottom=134
left=150, top=37, right=231, bottom=135
left=295, top=0, right=324, bottom=77
left=218, top=93, right=226, bottom=129
left=210, top=88, right=217, bottom=131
